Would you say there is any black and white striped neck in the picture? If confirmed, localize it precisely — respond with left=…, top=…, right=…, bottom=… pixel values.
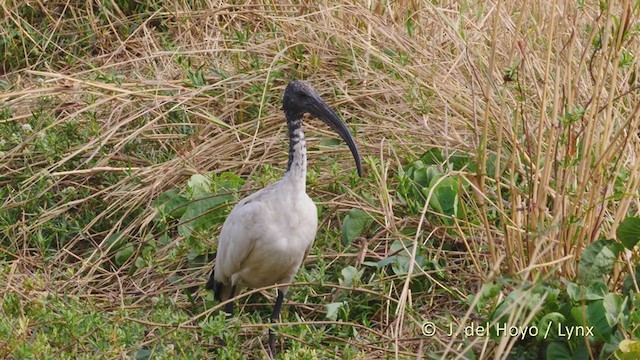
left=284, top=112, right=307, bottom=187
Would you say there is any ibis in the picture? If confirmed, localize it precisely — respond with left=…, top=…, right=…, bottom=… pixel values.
left=206, top=80, right=362, bottom=355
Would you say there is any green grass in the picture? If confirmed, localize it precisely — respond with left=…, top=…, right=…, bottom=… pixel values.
left=2, top=0, right=640, bottom=359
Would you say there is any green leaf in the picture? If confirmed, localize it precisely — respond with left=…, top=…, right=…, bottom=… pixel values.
left=390, top=239, right=412, bottom=256
left=325, top=302, right=347, bottom=321
left=473, top=282, right=501, bottom=311
left=425, top=166, right=441, bottom=183
left=339, top=266, right=363, bottom=287
left=566, top=281, right=608, bottom=301
left=215, top=172, right=245, bottom=192
left=427, top=175, right=460, bottom=216
left=420, top=149, right=445, bottom=165
left=135, top=347, right=152, bottom=360
left=412, top=167, right=430, bottom=188
left=392, top=256, right=410, bottom=275
left=623, top=266, right=640, bottom=298
left=587, top=300, right=613, bottom=342
left=320, top=138, right=342, bottom=146
left=577, top=239, right=623, bottom=284
left=570, top=306, right=586, bottom=325
left=573, top=342, right=590, bottom=360
left=617, top=217, right=640, bottom=249
left=375, top=256, right=397, bottom=268
left=546, top=342, right=572, bottom=359
left=154, top=189, right=188, bottom=220
left=584, top=281, right=609, bottom=300
left=115, top=246, right=135, bottom=267
left=620, top=339, right=640, bottom=352
left=134, top=256, right=144, bottom=269
left=450, top=151, right=476, bottom=171
left=187, top=174, right=212, bottom=197
left=341, top=209, right=372, bottom=245
left=158, top=234, right=170, bottom=244
left=603, top=293, right=624, bottom=327
left=103, top=232, right=124, bottom=251
left=178, top=193, right=233, bottom=239
left=537, top=313, right=566, bottom=340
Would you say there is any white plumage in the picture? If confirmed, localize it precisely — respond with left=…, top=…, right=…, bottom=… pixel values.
left=214, top=175, right=317, bottom=292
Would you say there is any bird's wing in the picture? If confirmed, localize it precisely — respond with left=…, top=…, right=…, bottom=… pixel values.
left=214, top=190, right=272, bottom=283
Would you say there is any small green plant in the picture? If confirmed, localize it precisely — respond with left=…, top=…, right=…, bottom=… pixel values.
left=396, top=149, right=471, bottom=220
left=476, top=217, right=640, bottom=359
left=153, top=172, right=245, bottom=263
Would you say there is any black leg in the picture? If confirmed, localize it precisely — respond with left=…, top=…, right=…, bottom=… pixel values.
left=268, top=289, right=284, bottom=356
left=224, top=285, right=236, bottom=316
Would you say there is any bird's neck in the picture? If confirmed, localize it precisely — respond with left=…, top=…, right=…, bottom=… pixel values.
left=284, top=113, right=307, bottom=189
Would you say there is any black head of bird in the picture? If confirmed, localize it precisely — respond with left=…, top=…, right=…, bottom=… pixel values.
left=206, top=80, right=362, bottom=356
left=282, top=80, right=363, bottom=177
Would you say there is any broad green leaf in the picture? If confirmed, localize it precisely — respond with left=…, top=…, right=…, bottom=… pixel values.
left=325, top=302, right=347, bottom=321
left=158, top=234, right=170, bottom=244
left=376, top=256, right=397, bottom=268
left=537, top=312, right=566, bottom=340
left=573, top=342, right=589, bottom=360
left=155, top=188, right=180, bottom=206
left=425, top=166, right=441, bottom=183
left=341, top=208, right=372, bottom=245
left=617, top=217, right=640, bottom=249
left=623, top=266, right=640, bottom=298
left=427, top=175, right=459, bottom=216
left=134, top=256, right=144, bottom=269
left=585, top=281, right=608, bottom=300
left=320, top=138, right=342, bottom=146
left=620, top=339, right=640, bottom=352
left=187, top=174, right=212, bottom=197
left=472, top=282, right=501, bottom=311
left=420, top=149, right=445, bottom=165
left=216, top=172, right=245, bottom=192
left=603, top=293, right=624, bottom=327
left=570, top=306, right=586, bottom=325
left=587, top=300, right=613, bottom=342
left=565, top=281, right=581, bottom=301
left=390, top=239, right=412, bottom=256
left=412, top=167, right=430, bottom=188
left=392, top=256, right=410, bottom=275
left=492, top=290, right=541, bottom=324
left=546, top=342, right=571, bottom=359
left=115, top=246, right=135, bottom=267
left=103, top=232, right=124, bottom=251
left=340, top=266, right=363, bottom=287
left=135, top=347, right=152, bottom=360
left=450, top=151, right=476, bottom=172
left=577, top=239, right=623, bottom=284
left=565, top=279, right=608, bottom=301
left=178, top=193, right=233, bottom=239
left=154, top=189, right=188, bottom=220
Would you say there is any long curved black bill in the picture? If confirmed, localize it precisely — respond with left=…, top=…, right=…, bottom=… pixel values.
left=311, top=98, right=363, bottom=177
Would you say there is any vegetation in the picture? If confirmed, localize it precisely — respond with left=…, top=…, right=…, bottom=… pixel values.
left=1, top=0, right=640, bottom=358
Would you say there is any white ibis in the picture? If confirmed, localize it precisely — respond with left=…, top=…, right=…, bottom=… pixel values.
left=206, top=80, right=362, bottom=355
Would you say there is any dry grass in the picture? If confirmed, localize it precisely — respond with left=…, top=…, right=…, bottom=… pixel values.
left=1, top=0, right=639, bottom=358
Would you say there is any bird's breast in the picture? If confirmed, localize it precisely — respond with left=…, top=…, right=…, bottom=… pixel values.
left=268, top=190, right=317, bottom=249
left=236, top=190, right=318, bottom=289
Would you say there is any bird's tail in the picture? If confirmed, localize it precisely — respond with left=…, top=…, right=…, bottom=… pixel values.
left=206, top=269, right=235, bottom=314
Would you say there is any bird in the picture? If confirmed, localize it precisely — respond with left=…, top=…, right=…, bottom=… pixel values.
left=205, top=80, right=362, bottom=355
